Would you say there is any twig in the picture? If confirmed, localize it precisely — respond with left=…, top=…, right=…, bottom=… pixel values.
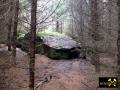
left=34, top=75, right=52, bottom=90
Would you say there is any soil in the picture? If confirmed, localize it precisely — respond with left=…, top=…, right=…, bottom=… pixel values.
left=0, top=45, right=118, bottom=90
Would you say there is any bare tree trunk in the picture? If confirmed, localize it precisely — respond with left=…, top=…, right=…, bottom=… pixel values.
left=29, top=0, right=37, bottom=90
left=108, top=0, right=112, bottom=53
left=117, top=0, right=120, bottom=88
left=79, top=0, right=84, bottom=46
left=12, top=0, right=19, bottom=57
left=90, top=0, right=100, bottom=72
left=56, top=20, right=59, bottom=32
left=8, top=1, right=13, bottom=51
left=8, top=19, right=12, bottom=51
left=60, top=21, right=63, bottom=33
left=117, top=0, right=120, bottom=65
left=8, top=18, right=12, bottom=51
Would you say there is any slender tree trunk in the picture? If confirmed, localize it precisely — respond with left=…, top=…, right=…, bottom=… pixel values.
left=90, top=0, right=100, bottom=72
left=117, top=0, right=120, bottom=88
left=117, top=0, right=120, bottom=65
left=8, top=19, right=12, bottom=51
left=80, top=0, right=84, bottom=46
left=29, top=0, right=37, bottom=90
left=8, top=1, right=13, bottom=51
left=12, top=0, right=19, bottom=57
left=108, top=0, right=112, bottom=53
left=56, top=20, right=59, bottom=32
left=60, top=21, right=63, bottom=33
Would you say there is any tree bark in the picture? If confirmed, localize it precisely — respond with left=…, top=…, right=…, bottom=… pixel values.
left=117, top=0, right=120, bottom=88
left=8, top=1, right=13, bottom=51
left=117, top=0, right=120, bottom=65
left=90, top=0, right=100, bottom=72
left=90, top=0, right=99, bottom=38
left=56, top=20, right=59, bottom=32
left=29, top=0, right=37, bottom=90
left=8, top=18, right=12, bottom=51
left=60, top=21, right=63, bottom=33
left=12, top=0, right=19, bottom=57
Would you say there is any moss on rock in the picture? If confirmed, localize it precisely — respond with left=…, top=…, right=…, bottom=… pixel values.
left=16, top=31, right=80, bottom=59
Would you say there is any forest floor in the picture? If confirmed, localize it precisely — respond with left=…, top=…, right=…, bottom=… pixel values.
left=0, top=45, right=119, bottom=90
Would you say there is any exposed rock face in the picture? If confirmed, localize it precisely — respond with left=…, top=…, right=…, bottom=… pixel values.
left=40, top=34, right=78, bottom=49
left=17, top=32, right=80, bottom=59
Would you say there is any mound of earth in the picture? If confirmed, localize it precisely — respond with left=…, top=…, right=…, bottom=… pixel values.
left=16, top=31, right=80, bottom=59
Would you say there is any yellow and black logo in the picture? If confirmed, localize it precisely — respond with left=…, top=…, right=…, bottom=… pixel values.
left=99, top=77, right=118, bottom=88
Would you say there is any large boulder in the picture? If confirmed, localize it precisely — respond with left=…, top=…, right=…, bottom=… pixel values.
left=17, top=31, right=80, bottom=59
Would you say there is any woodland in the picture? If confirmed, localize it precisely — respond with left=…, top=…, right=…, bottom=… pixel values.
left=0, top=0, right=120, bottom=90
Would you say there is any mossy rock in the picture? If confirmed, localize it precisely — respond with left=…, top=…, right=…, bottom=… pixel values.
left=46, top=48, right=70, bottom=59
left=36, top=44, right=46, bottom=54
left=46, top=48, right=79, bottom=59
left=16, top=31, right=80, bottom=59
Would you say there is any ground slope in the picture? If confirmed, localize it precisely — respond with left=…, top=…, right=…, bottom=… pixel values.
left=0, top=45, right=118, bottom=90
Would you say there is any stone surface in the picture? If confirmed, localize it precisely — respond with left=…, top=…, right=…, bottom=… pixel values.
left=16, top=32, right=80, bottom=59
